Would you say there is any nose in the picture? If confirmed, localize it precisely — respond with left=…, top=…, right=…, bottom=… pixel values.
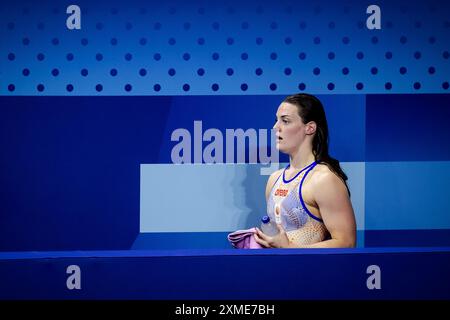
left=273, top=120, right=279, bottom=130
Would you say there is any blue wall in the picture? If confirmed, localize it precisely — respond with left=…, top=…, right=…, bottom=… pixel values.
left=0, top=0, right=449, bottom=250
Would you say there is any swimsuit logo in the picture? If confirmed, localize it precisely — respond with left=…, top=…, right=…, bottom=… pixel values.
left=274, top=189, right=288, bottom=197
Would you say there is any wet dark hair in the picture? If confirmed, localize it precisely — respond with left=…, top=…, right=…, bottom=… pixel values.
left=283, top=93, right=350, bottom=196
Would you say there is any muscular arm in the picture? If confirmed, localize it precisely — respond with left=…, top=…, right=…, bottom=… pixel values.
left=288, top=171, right=356, bottom=248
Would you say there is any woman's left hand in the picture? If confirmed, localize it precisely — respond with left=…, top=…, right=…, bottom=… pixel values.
left=254, top=224, right=291, bottom=248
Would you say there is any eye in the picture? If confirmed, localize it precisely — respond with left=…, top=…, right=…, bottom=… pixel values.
left=282, top=119, right=289, bottom=124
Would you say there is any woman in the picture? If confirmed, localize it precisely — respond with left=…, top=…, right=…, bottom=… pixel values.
left=254, top=93, right=356, bottom=248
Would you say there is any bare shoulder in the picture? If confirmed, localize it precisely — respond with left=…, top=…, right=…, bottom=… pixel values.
left=312, top=163, right=346, bottom=191
left=265, top=168, right=283, bottom=199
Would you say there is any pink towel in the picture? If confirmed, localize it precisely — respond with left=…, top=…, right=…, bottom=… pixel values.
left=227, top=228, right=263, bottom=249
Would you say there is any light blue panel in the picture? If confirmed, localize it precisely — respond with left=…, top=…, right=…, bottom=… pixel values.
left=140, top=162, right=364, bottom=233
left=366, top=161, right=450, bottom=230
left=341, top=162, right=365, bottom=231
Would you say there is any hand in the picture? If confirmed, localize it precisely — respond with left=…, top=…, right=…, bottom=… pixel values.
left=254, top=223, right=291, bottom=248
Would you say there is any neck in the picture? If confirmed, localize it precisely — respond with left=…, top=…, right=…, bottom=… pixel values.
left=289, top=142, right=315, bottom=170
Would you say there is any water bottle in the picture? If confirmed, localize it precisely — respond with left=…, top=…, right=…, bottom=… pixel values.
left=260, top=215, right=279, bottom=236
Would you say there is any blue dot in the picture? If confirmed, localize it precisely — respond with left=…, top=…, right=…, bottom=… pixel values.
left=212, top=22, right=220, bottom=30
left=256, top=37, right=263, bottom=45
left=428, top=66, right=436, bottom=74
left=327, top=83, right=335, bottom=90
left=299, top=21, right=307, bottom=29
left=255, top=68, right=263, bottom=76
left=110, top=69, right=118, bottom=76
left=371, top=67, right=378, bottom=75
left=168, top=38, right=176, bottom=45
left=197, top=38, right=205, bottom=45
left=81, top=69, right=88, bottom=76
left=443, top=82, right=449, bottom=90
left=386, top=21, right=393, bottom=28
left=96, top=84, right=103, bottom=92
left=357, top=52, right=364, bottom=59
left=66, top=53, right=74, bottom=61
left=270, top=52, right=278, bottom=60
left=96, top=53, right=103, bottom=61
left=7, top=53, right=15, bottom=61
left=212, top=83, right=219, bottom=91
left=415, top=21, right=422, bottom=28
left=96, top=22, right=103, bottom=30
left=37, top=22, right=45, bottom=30
left=313, top=37, right=321, bottom=44
left=66, top=84, right=74, bottom=92
left=256, top=6, right=264, bottom=14
left=285, top=37, right=292, bottom=45
left=356, top=82, right=364, bottom=90
left=241, top=22, right=249, bottom=29
left=198, top=8, right=205, bottom=15
left=342, top=67, right=349, bottom=75
left=183, top=22, right=191, bottom=30
left=328, top=22, right=335, bottom=29
left=414, top=82, right=421, bottom=90
left=270, top=83, right=277, bottom=91
left=429, top=36, right=436, bottom=44
left=154, top=53, right=161, bottom=61
left=183, top=53, right=191, bottom=61
left=284, top=68, right=292, bottom=75
left=443, top=51, right=449, bottom=59
left=140, top=38, right=147, bottom=45
left=51, top=68, right=59, bottom=76
left=22, top=68, right=30, bottom=76
left=37, top=53, right=45, bottom=61
left=241, top=53, right=248, bottom=60
left=197, top=68, right=205, bottom=76
left=342, top=36, right=350, bottom=44
left=37, top=84, right=44, bottom=92
left=400, top=36, right=407, bottom=44
left=385, top=82, right=392, bottom=90
left=313, top=67, right=320, bottom=75
left=139, top=68, right=146, bottom=76
left=126, top=22, right=133, bottom=30
left=299, top=52, right=306, bottom=60
left=154, top=84, right=161, bottom=92
left=52, top=38, right=59, bottom=45
left=270, top=22, right=278, bottom=29
left=385, top=51, right=393, bottom=59
left=414, top=51, right=421, bottom=59
left=125, top=53, right=132, bottom=61
left=139, top=8, right=147, bottom=15
left=212, top=53, right=220, bottom=60
left=371, top=36, right=378, bottom=44
left=22, top=38, right=30, bottom=45
left=154, top=22, right=161, bottom=30
left=7, top=22, right=15, bottom=30
left=111, top=38, right=118, bottom=46
left=183, top=84, right=190, bottom=91
left=357, top=21, right=364, bottom=29
left=125, top=84, right=132, bottom=92
left=226, top=68, right=234, bottom=76
left=227, top=38, right=234, bottom=45
left=328, top=52, right=335, bottom=60
left=227, top=7, right=235, bottom=14
left=241, top=83, right=248, bottom=91
left=81, top=38, right=88, bottom=46
left=400, top=67, right=407, bottom=75
left=168, top=68, right=176, bottom=76
left=169, top=7, right=176, bottom=15
left=8, top=84, right=15, bottom=92
left=298, top=83, right=306, bottom=91
left=111, top=8, right=118, bottom=15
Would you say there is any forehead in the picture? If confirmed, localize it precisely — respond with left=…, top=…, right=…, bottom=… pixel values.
left=276, top=102, right=299, bottom=117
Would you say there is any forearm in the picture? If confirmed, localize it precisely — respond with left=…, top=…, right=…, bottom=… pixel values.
left=287, top=238, right=355, bottom=248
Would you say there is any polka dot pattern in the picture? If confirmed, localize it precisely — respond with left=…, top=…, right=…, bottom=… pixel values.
left=0, top=2, right=448, bottom=95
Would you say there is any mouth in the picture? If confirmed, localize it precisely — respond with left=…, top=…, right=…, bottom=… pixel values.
left=277, top=136, right=283, bottom=141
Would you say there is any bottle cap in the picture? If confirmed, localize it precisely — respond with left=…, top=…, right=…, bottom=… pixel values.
left=261, top=215, right=270, bottom=224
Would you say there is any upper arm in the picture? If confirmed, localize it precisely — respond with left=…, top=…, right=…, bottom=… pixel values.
left=314, top=172, right=356, bottom=247
left=265, top=169, right=282, bottom=201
